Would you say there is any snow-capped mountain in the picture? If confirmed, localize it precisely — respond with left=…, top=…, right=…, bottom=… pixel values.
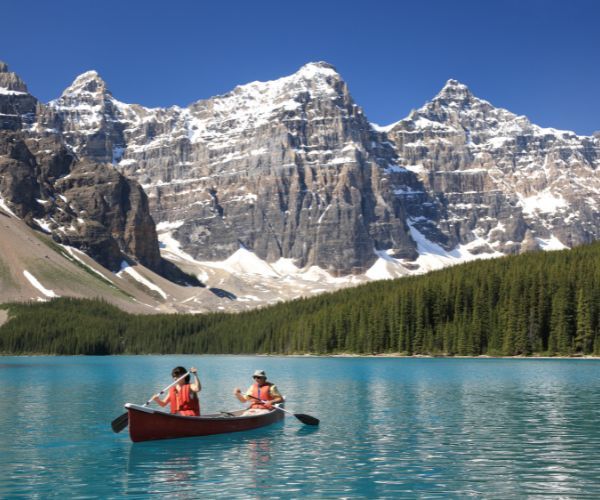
left=1, top=59, right=599, bottom=312
left=42, top=62, right=431, bottom=275
left=43, top=63, right=599, bottom=280
left=0, top=61, right=190, bottom=282
left=384, top=79, right=600, bottom=255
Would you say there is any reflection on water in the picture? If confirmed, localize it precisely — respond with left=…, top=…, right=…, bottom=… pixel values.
left=0, top=356, right=599, bottom=497
left=125, top=424, right=284, bottom=497
left=295, top=425, right=320, bottom=437
left=247, top=436, right=272, bottom=465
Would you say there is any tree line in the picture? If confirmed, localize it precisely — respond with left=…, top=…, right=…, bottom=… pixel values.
left=1, top=242, right=600, bottom=356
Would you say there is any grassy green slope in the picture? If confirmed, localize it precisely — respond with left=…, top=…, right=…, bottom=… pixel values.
left=1, top=242, right=600, bottom=356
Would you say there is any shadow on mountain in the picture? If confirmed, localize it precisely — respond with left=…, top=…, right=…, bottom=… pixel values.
left=161, top=260, right=205, bottom=288
left=209, top=287, right=237, bottom=300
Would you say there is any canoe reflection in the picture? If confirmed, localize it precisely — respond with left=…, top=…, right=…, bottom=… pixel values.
left=125, top=423, right=284, bottom=494
left=127, top=441, right=198, bottom=486
left=247, top=436, right=272, bottom=465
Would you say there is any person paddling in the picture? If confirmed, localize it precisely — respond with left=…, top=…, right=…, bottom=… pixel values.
left=152, top=366, right=201, bottom=416
left=234, top=370, right=283, bottom=415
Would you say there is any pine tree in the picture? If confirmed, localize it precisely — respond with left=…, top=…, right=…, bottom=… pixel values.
left=575, top=287, right=594, bottom=353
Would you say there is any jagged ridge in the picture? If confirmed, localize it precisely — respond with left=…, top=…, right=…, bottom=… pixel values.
left=0, top=61, right=193, bottom=283
left=5, top=60, right=600, bottom=281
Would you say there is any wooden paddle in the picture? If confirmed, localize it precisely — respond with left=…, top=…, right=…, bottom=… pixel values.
left=246, top=394, right=319, bottom=426
left=111, top=371, right=191, bottom=433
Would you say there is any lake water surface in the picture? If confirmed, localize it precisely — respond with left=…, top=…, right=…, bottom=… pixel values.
left=0, top=356, right=599, bottom=498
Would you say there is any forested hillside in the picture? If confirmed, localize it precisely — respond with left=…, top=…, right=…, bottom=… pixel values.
left=1, top=243, right=599, bottom=356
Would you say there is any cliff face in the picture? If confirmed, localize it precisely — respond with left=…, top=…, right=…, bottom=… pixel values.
left=0, top=61, right=37, bottom=131
left=0, top=62, right=164, bottom=274
left=44, top=63, right=440, bottom=274
left=384, top=80, right=600, bottom=254
left=5, top=61, right=600, bottom=279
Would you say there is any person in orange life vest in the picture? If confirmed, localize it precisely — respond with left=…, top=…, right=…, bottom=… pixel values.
left=233, top=370, right=283, bottom=415
left=151, top=366, right=201, bottom=416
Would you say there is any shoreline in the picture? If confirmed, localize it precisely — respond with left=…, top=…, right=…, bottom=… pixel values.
left=322, top=354, right=600, bottom=359
left=1, top=352, right=599, bottom=359
left=262, top=353, right=600, bottom=359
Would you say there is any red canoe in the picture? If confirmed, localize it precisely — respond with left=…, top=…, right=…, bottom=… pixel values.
left=125, top=403, right=285, bottom=442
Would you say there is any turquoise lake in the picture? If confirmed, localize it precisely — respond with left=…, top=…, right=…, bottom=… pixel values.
left=1, top=356, right=599, bottom=498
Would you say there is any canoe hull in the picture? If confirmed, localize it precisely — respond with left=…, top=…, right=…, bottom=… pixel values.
left=126, top=403, right=284, bottom=442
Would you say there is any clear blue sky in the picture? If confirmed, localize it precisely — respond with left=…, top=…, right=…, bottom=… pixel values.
left=3, top=0, right=599, bottom=134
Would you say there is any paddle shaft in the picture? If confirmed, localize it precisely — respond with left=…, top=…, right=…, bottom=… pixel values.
left=245, top=394, right=319, bottom=425
left=246, top=394, right=311, bottom=419
left=143, top=371, right=191, bottom=407
left=111, top=370, right=191, bottom=433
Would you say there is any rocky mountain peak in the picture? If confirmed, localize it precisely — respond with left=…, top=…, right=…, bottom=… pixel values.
left=46, top=70, right=126, bottom=156
left=185, top=60, right=353, bottom=143
left=290, top=61, right=344, bottom=94
left=435, top=78, right=473, bottom=102
left=396, top=77, right=526, bottom=135
left=0, top=62, right=37, bottom=130
left=223, top=60, right=345, bottom=104
left=296, top=61, right=340, bottom=78
left=61, top=70, right=111, bottom=98
left=0, top=61, right=29, bottom=93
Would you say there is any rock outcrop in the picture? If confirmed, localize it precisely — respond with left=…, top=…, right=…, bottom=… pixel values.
left=0, top=62, right=37, bottom=130
left=384, top=79, right=600, bottom=254
left=0, top=61, right=180, bottom=277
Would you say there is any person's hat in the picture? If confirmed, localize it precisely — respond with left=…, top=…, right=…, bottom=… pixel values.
left=253, top=370, right=266, bottom=378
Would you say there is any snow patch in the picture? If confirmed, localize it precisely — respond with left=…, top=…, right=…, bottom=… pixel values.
left=220, top=248, right=279, bottom=277
left=536, top=236, right=568, bottom=251
left=0, top=195, right=17, bottom=217
left=408, top=221, right=503, bottom=273
left=365, top=250, right=409, bottom=280
left=414, top=117, right=452, bottom=130
left=0, top=88, right=28, bottom=95
left=371, top=121, right=400, bottom=133
left=117, top=261, right=168, bottom=299
left=519, top=191, right=568, bottom=215
left=486, top=136, right=511, bottom=148
left=317, top=204, right=331, bottom=224
left=33, top=218, right=52, bottom=233
left=158, top=230, right=199, bottom=265
left=118, top=159, right=137, bottom=167
left=156, top=220, right=186, bottom=232
left=61, top=245, right=116, bottom=284
left=23, top=271, right=59, bottom=298
left=271, top=258, right=301, bottom=275
left=404, top=164, right=426, bottom=174
left=393, top=187, right=424, bottom=196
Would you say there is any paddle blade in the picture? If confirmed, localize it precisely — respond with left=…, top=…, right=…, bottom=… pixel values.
left=295, top=413, right=319, bottom=426
left=111, top=412, right=129, bottom=433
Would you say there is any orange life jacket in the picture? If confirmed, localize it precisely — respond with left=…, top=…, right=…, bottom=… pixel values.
left=250, top=382, right=274, bottom=409
left=169, top=384, right=200, bottom=416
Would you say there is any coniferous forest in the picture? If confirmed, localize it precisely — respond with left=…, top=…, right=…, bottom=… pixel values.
left=1, top=242, right=600, bottom=356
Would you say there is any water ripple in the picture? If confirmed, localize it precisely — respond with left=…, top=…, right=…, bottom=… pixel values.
left=0, top=357, right=599, bottom=497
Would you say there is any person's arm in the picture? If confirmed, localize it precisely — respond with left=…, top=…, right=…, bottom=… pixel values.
left=151, top=393, right=170, bottom=407
left=189, top=367, right=201, bottom=392
left=233, top=386, right=251, bottom=403
left=264, top=385, right=283, bottom=407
